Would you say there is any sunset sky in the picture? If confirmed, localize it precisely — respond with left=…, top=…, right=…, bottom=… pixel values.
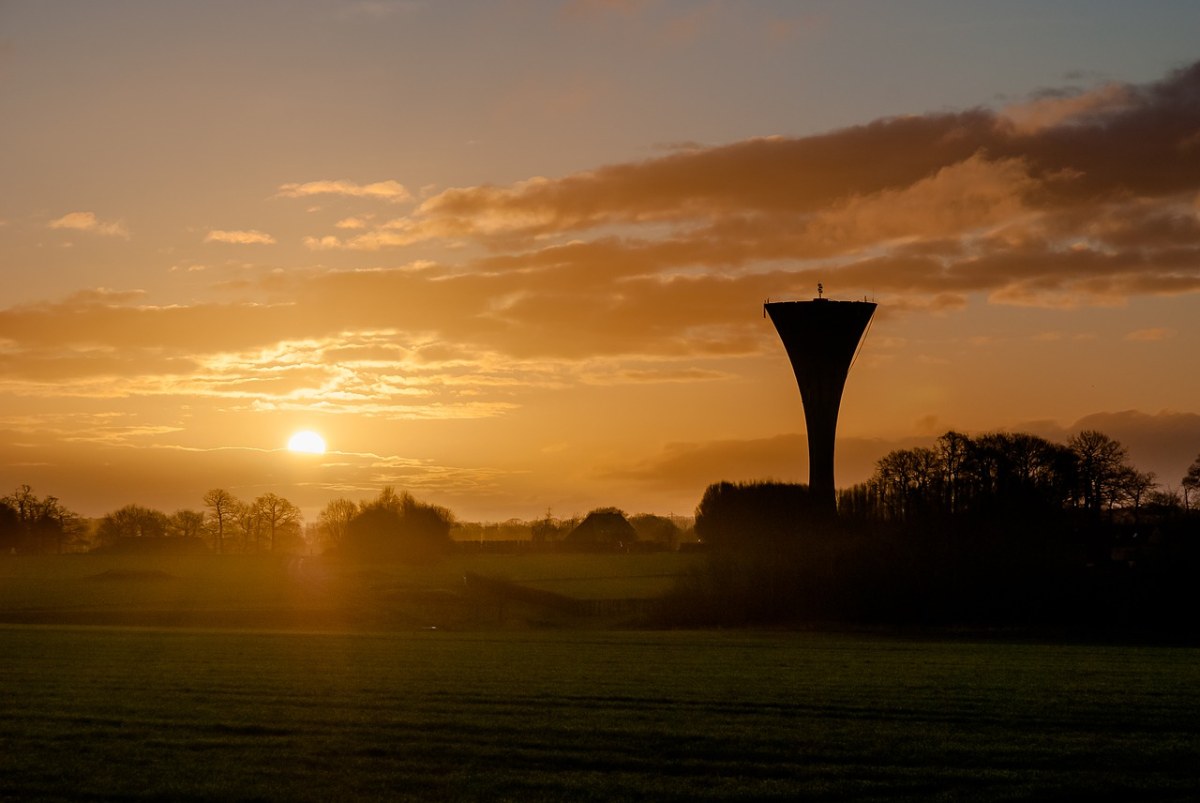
left=3, top=1, right=1200, bottom=523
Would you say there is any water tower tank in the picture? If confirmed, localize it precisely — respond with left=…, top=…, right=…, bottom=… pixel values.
left=764, top=296, right=876, bottom=511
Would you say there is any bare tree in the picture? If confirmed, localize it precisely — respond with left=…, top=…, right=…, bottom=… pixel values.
left=1, top=485, right=84, bottom=553
left=5, top=485, right=40, bottom=524
left=96, top=504, right=169, bottom=547
left=318, top=497, right=357, bottom=552
left=1183, top=454, right=1200, bottom=513
left=935, top=431, right=972, bottom=515
left=234, top=500, right=261, bottom=552
left=873, top=448, right=935, bottom=520
left=168, top=509, right=206, bottom=540
left=39, top=495, right=86, bottom=553
left=254, top=493, right=301, bottom=552
left=203, top=489, right=238, bottom=554
left=1068, top=430, right=1131, bottom=516
left=1119, top=468, right=1157, bottom=525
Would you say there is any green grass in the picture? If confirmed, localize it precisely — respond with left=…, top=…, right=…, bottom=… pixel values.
left=465, top=551, right=699, bottom=598
left=3, top=555, right=1199, bottom=800
left=2, top=626, right=1198, bottom=801
left=0, top=552, right=700, bottom=629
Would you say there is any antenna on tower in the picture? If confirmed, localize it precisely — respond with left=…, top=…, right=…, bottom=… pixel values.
left=817, top=282, right=824, bottom=299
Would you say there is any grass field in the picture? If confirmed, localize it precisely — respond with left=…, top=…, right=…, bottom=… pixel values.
left=2, top=555, right=1199, bottom=800
left=2, top=625, right=1199, bottom=801
left=0, top=552, right=700, bottom=629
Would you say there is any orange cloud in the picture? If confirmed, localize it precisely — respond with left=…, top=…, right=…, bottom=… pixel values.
left=263, top=61, right=1200, bottom=326
left=48, top=211, right=129, bottom=238
left=205, top=229, right=276, bottom=245
left=601, top=433, right=929, bottom=495
left=366, top=61, right=1200, bottom=310
left=276, top=179, right=412, bottom=203
left=1125, top=327, right=1171, bottom=342
left=5, top=61, right=1200, bottom=445
left=803, top=153, right=1037, bottom=248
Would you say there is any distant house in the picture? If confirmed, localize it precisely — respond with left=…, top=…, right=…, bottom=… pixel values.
left=564, top=509, right=637, bottom=551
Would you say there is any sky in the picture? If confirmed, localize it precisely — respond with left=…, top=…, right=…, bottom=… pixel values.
left=2, top=0, right=1200, bottom=523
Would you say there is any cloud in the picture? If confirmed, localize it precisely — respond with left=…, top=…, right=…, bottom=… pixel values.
left=8, top=54, right=1200, bottom=374
left=0, top=286, right=567, bottom=419
left=1125, top=327, right=1171, bottom=342
left=47, top=211, right=129, bottom=238
left=603, top=410, right=1200, bottom=506
left=0, top=424, right=508, bottom=519
left=243, top=59, right=1200, bottom=366
left=562, top=0, right=649, bottom=19
left=338, top=59, right=1198, bottom=310
left=7, top=61, right=1200, bottom=429
left=1001, top=82, right=1136, bottom=134
left=336, top=1, right=423, bottom=21
left=602, top=433, right=929, bottom=497
left=1021, top=410, right=1200, bottom=485
left=205, top=229, right=276, bottom=245
left=276, top=179, right=412, bottom=203
left=302, top=235, right=344, bottom=250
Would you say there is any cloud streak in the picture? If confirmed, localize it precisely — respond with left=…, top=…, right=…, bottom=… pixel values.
left=204, top=229, right=276, bottom=245
left=277, top=179, right=412, bottom=203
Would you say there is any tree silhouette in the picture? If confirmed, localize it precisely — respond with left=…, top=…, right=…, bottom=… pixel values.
left=630, top=513, right=682, bottom=549
left=862, top=430, right=1133, bottom=530
left=253, top=493, right=301, bottom=553
left=318, top=497, right=357, bottom=553
left=168, top=509, right=206, bottom=540
left=203, top=489, right=238, bottom=554
left=695, top=482, right=820, bottom=550
left=0, top=485, right=83, bottom=554
left=565, top=508, right=637, bottom=551
left=1069, top=430, right=1130, bottom=516
left=96, top=504, right=169, bottom=547
left=234, top=500, right=263, bottom=552
left=1119, top=468, right=1158, bottom=526
left=669, top=427, right=1200, bottom=630
left=343, top=487, right=453, bottom=562
left=1182, top=454, right=1200, bottom=512
left=530, top=511, right=558, bottom=544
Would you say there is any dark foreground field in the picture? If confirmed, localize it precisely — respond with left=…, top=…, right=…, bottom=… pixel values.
left=3, top=625, right=1199, bottom=802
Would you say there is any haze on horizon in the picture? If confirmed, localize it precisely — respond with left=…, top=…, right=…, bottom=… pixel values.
left=2, top=0, right=1199, bottom=522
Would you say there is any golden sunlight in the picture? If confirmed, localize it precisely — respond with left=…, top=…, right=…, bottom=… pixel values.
left=287, top=430, right=326, bottom=454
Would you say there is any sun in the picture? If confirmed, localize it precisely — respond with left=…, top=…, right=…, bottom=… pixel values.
left=287, top=430, right=326, bottom=454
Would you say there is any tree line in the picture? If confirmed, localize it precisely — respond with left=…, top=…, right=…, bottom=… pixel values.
left=0, top=486, right=442, bottom=558
left=667, top=429, right=1200, bottom=630
left=838, top=429, right=1190, bottom=533
left=10, top=425, right=1198, bottom=632
left=0, top=485, right=87, bottom=555
left=0, top=485, right=319, bottom=555
left=1, top=481, right=690, bottom=558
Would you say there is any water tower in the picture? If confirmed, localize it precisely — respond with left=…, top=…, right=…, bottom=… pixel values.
left=764, top=286, right=876, bottom=512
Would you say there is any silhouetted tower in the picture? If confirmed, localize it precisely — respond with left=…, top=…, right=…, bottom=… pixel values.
left=764, top=290, right=876, bottom=512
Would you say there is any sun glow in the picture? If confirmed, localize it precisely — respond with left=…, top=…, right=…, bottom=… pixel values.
left=287, top=430, right=326, bottom=454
